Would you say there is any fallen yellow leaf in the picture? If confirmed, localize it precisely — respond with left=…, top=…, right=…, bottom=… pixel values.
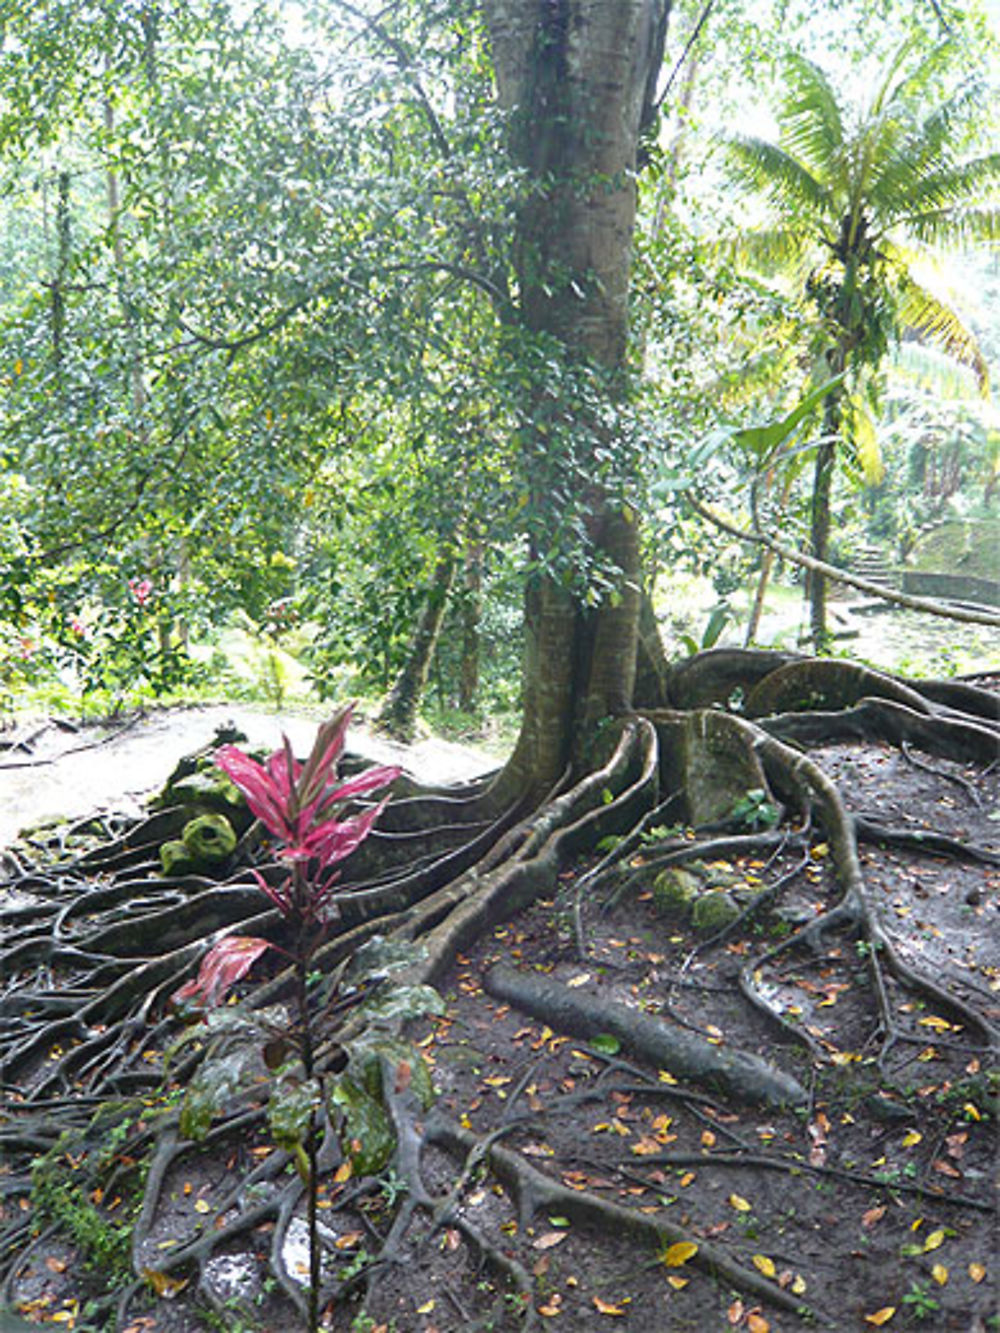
left=969, top=1262, right=986, bottom=1283
left=680, top=1172, right=696, bottom=1186
left=752, top=1254, right=776, bottom=1278
left=902, top=1130, right=922, bottom=1147
left=661, top=1241, right=698, bottom=1267
left=729, top=1194, right=752, bottom=1212
left=864, top=1308, right=895, bottom=1326
left=666, top=1275, right=689, bottom=1289
left=416, top=1299, right=435, bottom=1314
left=931, top=1264, right=948, bottom=1286
left=747, top=1316, right=770, bottom=1333
left=593, top=1297, right=628, bottom=1316
left=923, top=1229, right=946, bottom=1252
left=791, top=1275, right=807, bottom=1295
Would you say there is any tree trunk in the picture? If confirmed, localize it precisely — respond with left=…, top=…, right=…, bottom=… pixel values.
left=808, top=353, right=846, bottom=650
left=458, top=540, right=483, bottom=712
left=483, top=0, right=670, bottom=794
left=379, top=556, right=456, bottom=742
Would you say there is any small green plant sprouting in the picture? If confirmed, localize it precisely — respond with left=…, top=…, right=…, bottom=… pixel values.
left=729, top=787, right=779, bottom=830
left=901, top=1280, right=940, bottom=1321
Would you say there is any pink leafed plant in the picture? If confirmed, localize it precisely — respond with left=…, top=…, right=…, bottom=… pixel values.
left=172, top=704, right=399, bottom=1010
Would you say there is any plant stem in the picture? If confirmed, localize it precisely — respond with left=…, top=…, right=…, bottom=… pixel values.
left=293, top=873, right=321, bottom=1333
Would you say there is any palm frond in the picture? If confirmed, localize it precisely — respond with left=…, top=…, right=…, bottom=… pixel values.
left=891, top=152, right=1000, bottom=223
left=842, top=392, right=884, bottom=485
left=901, top=203, right=1000, bottom=247
left=722, top=133, right=829, bottom=216
left=717, top=225, right=815, bottom=277
left=895, top=341, right=982, bottom=400
left=776, top=53, right=845, bottom=176
left=880, top=37, right=956, bottom=116
left=892, top=267, right=990, bottom=393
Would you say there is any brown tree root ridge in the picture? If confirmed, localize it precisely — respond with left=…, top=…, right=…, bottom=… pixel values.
left=1, top=651, right=997, bottom=1330
left=482, top=963, right=807, bottom=1108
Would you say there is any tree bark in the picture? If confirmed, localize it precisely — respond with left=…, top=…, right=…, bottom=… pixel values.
left=483, top=0, right=670, bottom=793
left=378, top=555, right=456, bottom=742
left=458, top=540, right=483, bottom=712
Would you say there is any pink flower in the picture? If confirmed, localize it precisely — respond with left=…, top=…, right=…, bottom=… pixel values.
left=68, top=616, right=87, bottom=638
left=17, top=637, right=35, bottom=659
left=128, top=577, right=153, bottom=606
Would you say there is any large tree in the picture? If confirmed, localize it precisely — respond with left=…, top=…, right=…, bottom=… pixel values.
left=482, top=0, right=669, bottom=793
left=3, top=7, right=1000, bottom=1331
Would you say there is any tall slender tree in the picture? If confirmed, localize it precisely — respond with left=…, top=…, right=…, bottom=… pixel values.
left=722, top=38, right=998, bottom=645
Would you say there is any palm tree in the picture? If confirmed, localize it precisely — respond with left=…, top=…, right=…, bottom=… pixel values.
left=722, top=38, right=999, bottom=646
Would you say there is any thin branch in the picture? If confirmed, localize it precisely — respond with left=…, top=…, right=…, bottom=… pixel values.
left=689, top=497, right=1000, bottom=629
left=656, top=0, right=716, bottom=110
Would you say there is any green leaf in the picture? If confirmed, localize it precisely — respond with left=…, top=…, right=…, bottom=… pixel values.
left=355, top=983, right=446, bottom=1026
left=328, top=1076, right=395, bottom=1175
left=589, top=1034, right=621, bottom=1055
left=268, top=1075, right=319, bottom=1150
left=733, top=375, right=845, bottom=461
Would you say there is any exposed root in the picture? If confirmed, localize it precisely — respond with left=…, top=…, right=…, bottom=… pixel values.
left=2, top=655, right=997, bottom=1328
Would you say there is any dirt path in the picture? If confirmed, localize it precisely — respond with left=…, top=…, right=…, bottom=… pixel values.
left=0, top=705, right=499, bottom=849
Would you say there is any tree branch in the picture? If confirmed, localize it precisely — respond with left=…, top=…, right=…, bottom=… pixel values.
left=688, top=497, right=1000, bottom=629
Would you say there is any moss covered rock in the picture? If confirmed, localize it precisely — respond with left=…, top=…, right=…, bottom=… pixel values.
left=691, top=891, right=741, bottom=933
left=160, top=839, right=197, bottom=876
left=652, top=867, right=700, bottom=918
left=181, top=814, right=237, bottom=864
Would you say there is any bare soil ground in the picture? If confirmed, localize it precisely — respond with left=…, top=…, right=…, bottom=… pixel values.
left=2, top=714, right=997, bottom=1333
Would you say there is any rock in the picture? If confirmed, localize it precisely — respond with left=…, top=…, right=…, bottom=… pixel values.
left=652, top=867, right=700, bottom=917
left=691, top=890, right=741, bottom=933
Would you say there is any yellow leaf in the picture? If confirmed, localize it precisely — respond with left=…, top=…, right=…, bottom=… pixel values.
left=680, top=1172, right=696, bottom=1186
left=923, top=1229, right=946, bottom=1252
left=748, top=1316, right=770, bottom=1333
left=333, top=1161, right=352, bottom=1183
left=791, top=1275, right=807, bottom=1295
left=661, top=1242, right=698, bottom=1267
left=416, top=1299, right=436, bottom=1314
left=969, top=1262, right=986, bottom=1283
left=864, top=1308, right=896, bottom=1326
left=14, top=358, right=23, bottom=376
left=701, top=1130, right=716, bottom=1147
left=752, top=1254, right=776, bottom=1278
left=729, top=1194, right=752, bottom=1212
left=658, top=1069, right=678, bottom=1085
left=931, top=1264, right=948, bottom=1285
left=194, top=1199, right=211, bottom=1214
left=811, top=843, right=829, bottom=858
left=963, top=1102, right=981, bottom=1121
left=902, top=1131, right=922, bottom=1147
left=918, top=1015, right=953, bottom=1031
left=593, top=1297, right=628, bottom=1316
left=141, top=1268, right=189, bottom=1298
left=666, top=1275, right=689, bottom=1289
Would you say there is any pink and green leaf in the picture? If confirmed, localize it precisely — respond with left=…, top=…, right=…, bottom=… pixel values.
left=172, top=935, right=272, bottom=1010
